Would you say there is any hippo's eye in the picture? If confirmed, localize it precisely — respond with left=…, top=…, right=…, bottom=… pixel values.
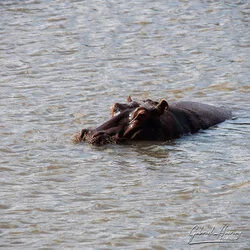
left=130, top=108, right=147, bottom=122
left=136, top=113, right=145, bottom=120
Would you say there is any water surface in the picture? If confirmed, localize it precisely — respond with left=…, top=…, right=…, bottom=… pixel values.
left=1, top=0, right=249, bottom=249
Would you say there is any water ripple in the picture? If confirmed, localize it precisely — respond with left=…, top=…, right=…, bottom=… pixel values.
left=0, top=0, right=249, bottom=249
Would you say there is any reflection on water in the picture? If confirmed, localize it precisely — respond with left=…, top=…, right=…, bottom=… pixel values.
left=0, top=0, right=249, bottom=249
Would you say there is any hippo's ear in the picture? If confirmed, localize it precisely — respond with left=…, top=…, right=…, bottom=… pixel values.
left=127, top=96, right=132, bottom=103
left=156, top=100, right=168, bottom=115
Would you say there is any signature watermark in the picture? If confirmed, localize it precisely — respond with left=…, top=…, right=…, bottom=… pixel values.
left=188, top=224, right=242, bottom=245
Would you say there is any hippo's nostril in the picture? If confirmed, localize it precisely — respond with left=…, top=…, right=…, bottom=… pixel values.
left=93, top=131, right=105, bottom=137
left=80, top=129, right=89, bottom=139
left=72, top=129, right=89, bottom=144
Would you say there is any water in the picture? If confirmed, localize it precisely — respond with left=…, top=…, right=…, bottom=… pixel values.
left=1, top=0, right=250, bottom=249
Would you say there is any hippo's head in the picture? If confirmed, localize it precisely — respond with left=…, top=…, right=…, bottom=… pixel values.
left=110, top=96, right=161, bottom=117
left=110, top=96, right=140, bottom=117
left=122, top=100, right=168, bottom=140
left=73, top=98, right=168, bottom=145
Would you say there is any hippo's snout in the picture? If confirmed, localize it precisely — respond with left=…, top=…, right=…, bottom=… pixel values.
left=72, top=129, right=90, bottom=144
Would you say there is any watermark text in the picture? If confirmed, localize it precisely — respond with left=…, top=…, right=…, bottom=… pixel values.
left=189, top=224, right=242, bottom=245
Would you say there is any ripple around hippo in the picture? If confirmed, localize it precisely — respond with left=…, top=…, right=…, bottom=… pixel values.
left=73, top=96, right=232, bottom=146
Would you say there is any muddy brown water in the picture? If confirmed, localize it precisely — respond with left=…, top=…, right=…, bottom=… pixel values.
left=1, top=0, right=249, bottom=249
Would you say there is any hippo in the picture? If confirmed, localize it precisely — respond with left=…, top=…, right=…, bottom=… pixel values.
left=110, top=96, right=159, bottom=117
left=73, top=97, right=232, bottom=145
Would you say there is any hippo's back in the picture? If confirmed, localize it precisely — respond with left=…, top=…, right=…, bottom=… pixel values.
left=169, top=101, right=232, bottom=130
